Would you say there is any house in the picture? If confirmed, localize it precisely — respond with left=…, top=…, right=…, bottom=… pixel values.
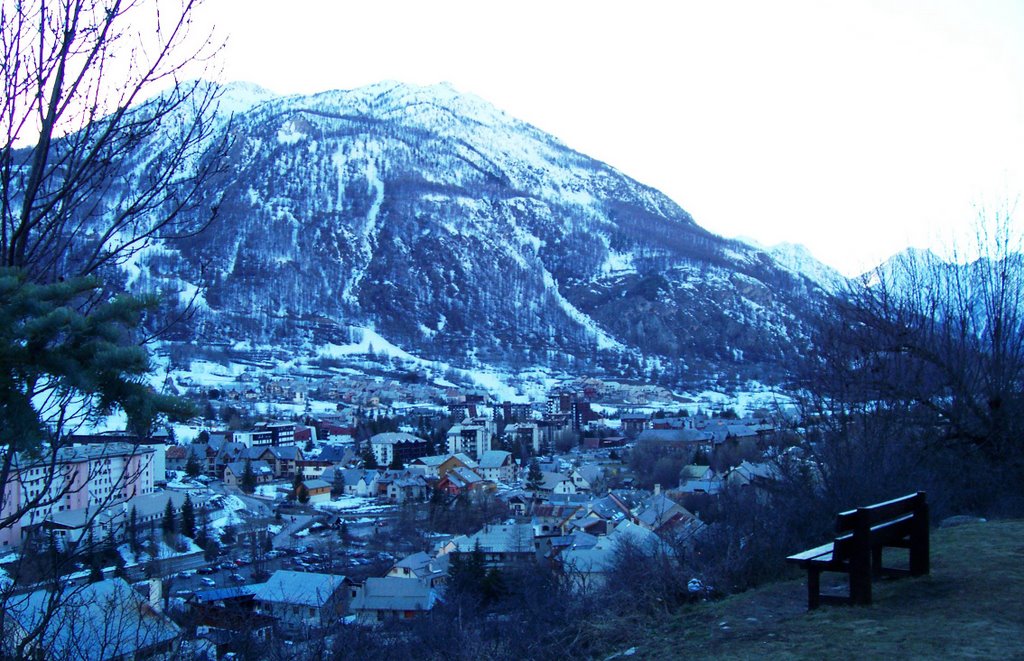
left=301, top=479, right=332, bottom=504
left=263, top=445, right=303, bottom=479
left=633, top=492, right=700, bottom=535
left=349, top=577, right=441, bottom=624
left=253, top=570, right=350, bottom=635
left=620, top=414, right=649, bottom=437
left=436, top=466, right=491, bottom=496
left=559, top=520, right=660, bottom=590
left=385, top=551, right=449, bottom=587
left=386, top=475, right=428, bottom=503
left=679, top=464, right=723, bottom=495
left=539, top=471, right=576, bottom=495
left=2, top=577, right=181, bottom=659
left=725, top=460, right=781, bottom=491
left=186, top=586, right=275, bottom=643
left=441, top=523, right=538, bottom=567
left=476, top=450, right=515, bottom=484
left=223, top=460, right=273, bottom=488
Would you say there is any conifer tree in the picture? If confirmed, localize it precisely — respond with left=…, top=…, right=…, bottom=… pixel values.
left=527, top=458, right=544, bottom=491
left=180, top=494, right=196, bottom=539
left=185, top=453, right=202, bottom=478
left=240, top=459, right=257, bottom=494
left=161, top=499, right=176, bottom=536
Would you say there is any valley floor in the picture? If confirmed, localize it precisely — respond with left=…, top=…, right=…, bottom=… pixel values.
left=602, top=519, right=1024, bottom=659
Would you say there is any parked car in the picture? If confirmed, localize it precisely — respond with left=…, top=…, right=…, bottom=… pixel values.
left=200, top=577, right=216, bottom=587
left=197, top=566, right=216, bottom=575
left=219, top=562, right=236, bottom=570
left=230, top=573, right=246, bottom=583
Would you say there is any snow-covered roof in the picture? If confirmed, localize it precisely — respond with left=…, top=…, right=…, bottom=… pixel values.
left=350, top=577, right=438, bottom=613
left=4, top=578, right=180, bottom=659
left=477, top=450, right=512, bottom=469
left=253, top=570, right=347, bottom=607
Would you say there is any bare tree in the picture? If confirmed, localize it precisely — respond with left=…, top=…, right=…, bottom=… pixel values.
left=0, top=0, right=225, bottom=653
left=796, top=205, right=1024, bottom=516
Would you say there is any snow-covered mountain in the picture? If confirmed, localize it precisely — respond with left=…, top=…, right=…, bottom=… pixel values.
left=736, top=239, right=848, bottom=293
left=107, top=81, right=835, bottom=385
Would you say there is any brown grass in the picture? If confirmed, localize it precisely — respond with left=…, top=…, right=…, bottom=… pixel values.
left=602, top=520, right=1024, bottom=660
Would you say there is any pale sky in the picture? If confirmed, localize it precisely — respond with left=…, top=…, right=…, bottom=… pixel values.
left=196, top=0, right=1024, bottom=276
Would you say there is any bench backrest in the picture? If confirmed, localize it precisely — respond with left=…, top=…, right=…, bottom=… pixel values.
left=832, top=492, right=927, bottom=560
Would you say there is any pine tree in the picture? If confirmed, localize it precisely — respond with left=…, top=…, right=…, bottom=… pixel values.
left=240, top=459, right=257, bottom=494
left=297, top=483, right=310, bottom=504
left=161, top=499, right=176, bottom=536
left=185, top=453, right=202, bottom=478
left=128, top=506, right=140, bottom=553
left=180, top=494, right=196, bottom=539
left=527, top=458, right=544, bottom=491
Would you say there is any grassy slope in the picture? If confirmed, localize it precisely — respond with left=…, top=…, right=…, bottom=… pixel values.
left=605, top=520, right=1024, bottom=659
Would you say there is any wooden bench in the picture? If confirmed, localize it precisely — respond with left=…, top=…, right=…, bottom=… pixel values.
left=786, top=491, right=929, bottom=609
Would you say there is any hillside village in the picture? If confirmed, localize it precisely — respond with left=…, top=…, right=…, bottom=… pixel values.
left=1, top=373, right=788, bottom=658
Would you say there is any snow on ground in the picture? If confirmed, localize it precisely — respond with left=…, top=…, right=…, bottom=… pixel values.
left=209, top=495, right=247, bottom=536
left=319, top=327, right=417, bottom=362
left=255, top=484, right=283, bottom=499
left=118, top=536, right=202, bottom=566
left=315, top=495, right=396, bottom=514
left=173, top=359, right=252, bottom=388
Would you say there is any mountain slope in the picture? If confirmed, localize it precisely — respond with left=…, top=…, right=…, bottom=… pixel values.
left=118, top=81, right=831, bottom=383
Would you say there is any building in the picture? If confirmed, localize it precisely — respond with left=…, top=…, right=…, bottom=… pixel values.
left=476, top=450, right=515, bottom=484
left=2, top=578, right=181, bottom=659
left=445, top=421, right=494, bottom=460
left=0, top=443, right=157, bottom=550
left=441, top=523, right=538, bottom=568
left=223, top=460, right=273, bottom=488
left=349, top=577, right=441, bottom=624
left=253, top=570, right=350, bottom=635
left=368, top=432, right=430, bottom=467
left=505, top=422, right=541, bottom=454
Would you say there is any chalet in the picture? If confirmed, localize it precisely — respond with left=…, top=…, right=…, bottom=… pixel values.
left=186, top=586, right=274, bottom=643
left=539, top=471, right=577, bottom=495
left=254, top=445, right=302, bottom=479
left=410, top=453, right=477, bottom=479
left=620, top=414, right=649, bottom=437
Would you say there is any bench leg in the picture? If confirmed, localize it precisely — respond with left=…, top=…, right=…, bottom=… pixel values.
left=910, top=502, right=930, bottom=576
left=872, top=545, right=883, bottom=578
left=807, top=568, right=821, bottom=610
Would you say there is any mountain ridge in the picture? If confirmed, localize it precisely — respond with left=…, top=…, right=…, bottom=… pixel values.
left=108, top=80, right=838, bottom=386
